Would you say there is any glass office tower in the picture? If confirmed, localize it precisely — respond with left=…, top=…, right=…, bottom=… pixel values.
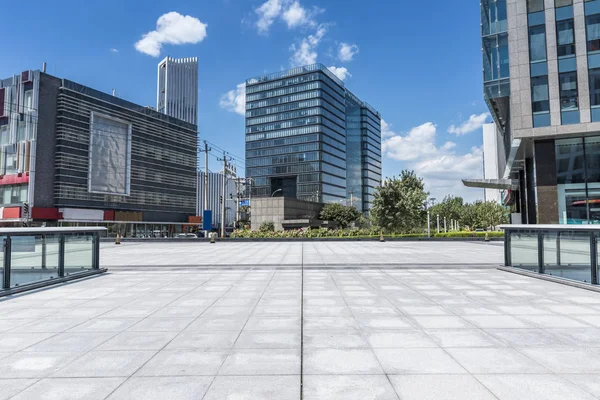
left=245, top=64, right=381, bottom=213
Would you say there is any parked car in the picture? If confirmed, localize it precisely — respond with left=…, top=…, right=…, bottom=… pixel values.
left=177, top=233, right=198, bottom=239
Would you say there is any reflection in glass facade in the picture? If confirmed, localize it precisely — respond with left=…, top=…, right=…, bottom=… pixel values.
left=482, top=0, right=510, bottom=101
left=245, top=64, right=381, bottom=213
left=556, top=136, right=600, bottom=224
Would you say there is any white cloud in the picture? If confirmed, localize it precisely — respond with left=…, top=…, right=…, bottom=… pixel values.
left=327, top=66, right=351, bottom=81
left=256, top=0, right=284, bottom=33
left=338, top=43, right=359, bottom=62
left=219, top=83, right=246, bottom=116
left=381, top=119, right=396, bottom=139
left=448, top=112, right=490, bottom=136
left=255, top=0, right=321, bottom=33
left=109, top=48, right=119, bottom=53
left=135, top=12, right=208, bottom=57
left=382, top=121, right=484, bottom=202
left=290, top=24, right=327, bottom=67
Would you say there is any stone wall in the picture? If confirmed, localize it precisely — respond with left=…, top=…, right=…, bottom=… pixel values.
left=251, top=198, right=324, bottom=231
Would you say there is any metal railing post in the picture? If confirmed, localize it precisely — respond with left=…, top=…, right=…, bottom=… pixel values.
left=3, top=236, right=11, bottom=289
left=591, top=232, right=598, bottom=285
left=41, top=235, right=47, bottom=270
left=556, top=231, right=561, bottom=269
left=504, top=229, right=511, bottom=267
left=537, top=231, right=544, bottom=274
left=58, top=235, right=65, bottom=278
left=93, top=234, right=100, bottom=270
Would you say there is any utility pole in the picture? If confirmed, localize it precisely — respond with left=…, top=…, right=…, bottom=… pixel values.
left=218, top=152, right=233, bottom=238
left=199, top=141, right=211, bottom=236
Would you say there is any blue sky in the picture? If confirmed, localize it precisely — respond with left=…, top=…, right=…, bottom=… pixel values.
left=1, top=0, right=490, bottom=202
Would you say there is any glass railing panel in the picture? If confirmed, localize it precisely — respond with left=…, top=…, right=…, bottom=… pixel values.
left=547, top=231, right=592, bottom=283
left=542, top=231, right=558, bottom=268
left=65, top=235, right=93, bottom=276
left=10, top=235, right=60, bottom=288
left=510, top=231, right=539, bottom=271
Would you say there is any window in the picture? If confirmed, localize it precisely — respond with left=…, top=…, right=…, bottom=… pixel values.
left=531, top=76, right=550, bottom=113
left=587, top=15, right=600, bottom=53
left=0, top=126, right=9, bottom=146
left=23, top=91, right=33, bottom=112
left=589, top=68, right=600, bottom=106
left=88, top=113, right=131, bottom=196
left=556, top=0, right=572, bottom=6
left=529, top=25, right=547, bottom=62
left=528, top=0, right=544, bottom=13
left=559, top=72, right=578, bottom=110
left=557, top=20, right=576, bottom=57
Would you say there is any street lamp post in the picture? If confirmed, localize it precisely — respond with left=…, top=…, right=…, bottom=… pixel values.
left=272, top=189, right=283, bottom=197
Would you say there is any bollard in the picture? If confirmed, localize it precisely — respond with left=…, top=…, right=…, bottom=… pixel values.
left=380, top=231, right=385, bottom=242
left=210, top=232, right=216, bottom=244
left=115, top=234, right=121, bottom=245
left=485, top=231, right=489, bottom=242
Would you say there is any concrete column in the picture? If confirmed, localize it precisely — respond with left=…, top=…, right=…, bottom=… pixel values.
left=534, top=140, right=559, bottom=224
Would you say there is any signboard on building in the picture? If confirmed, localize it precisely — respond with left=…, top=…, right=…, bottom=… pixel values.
left=202, top=210, right=212, bottom=231
left=239, top=199, right=250, bottom=207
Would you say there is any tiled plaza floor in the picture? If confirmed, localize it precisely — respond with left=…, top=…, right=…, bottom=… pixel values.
left=1, top=242, right=600, bottom=399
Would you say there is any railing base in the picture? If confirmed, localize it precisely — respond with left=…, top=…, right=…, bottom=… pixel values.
left=0, top=268, right=107, bottom=298
left=498, top=266, right=600, bottom=293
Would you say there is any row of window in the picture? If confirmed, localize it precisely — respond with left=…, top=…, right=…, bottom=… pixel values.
left=246, top=104, right=346, bottom=129
left=247, top=162, right=319, bottom=177
left=246, top=81, right=321, bottom=102
left=246, top=71, right=346, bottom=99
left=246, top=152, right=320, bottom=167
left=245, top=97, right=346, bottom=121
left=246, top=133, right=318, bottom=150
left=247, top=142, right=319, bottom=158
left=0, top=184, right=27, bottom=206
left=527, top=0, right=573, bottom=13
left=246, top=88, right=346, bottom=115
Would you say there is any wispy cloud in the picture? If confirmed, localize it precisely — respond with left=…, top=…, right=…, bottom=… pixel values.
left=219, top=83, right=246, bottom=116
left=338, top=43, right=359, bottom=62
left=255, top=0, right=322, bottom=34
left=135, top=12, right=208, bottom=57
left=327, top=66, right=351, bottom=81
left=109, top=48, right=119, bottom=53
left=448, top=113, right=490, bottom=136
left=290, top=24, right=327, bottom=67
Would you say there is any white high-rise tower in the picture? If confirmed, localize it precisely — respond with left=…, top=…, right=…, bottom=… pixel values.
left=157, top=57, right=198, bottom=126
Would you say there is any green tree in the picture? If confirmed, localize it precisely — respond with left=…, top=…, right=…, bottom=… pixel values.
left=319, top=203, right=361, bottom=229
left=371, top=170, right=429, bottom=233
left=477, top=201, right=507, bottom=229
left=430, top=196, right=464, bottom=226
left=460, top=203, right=481, bottom=230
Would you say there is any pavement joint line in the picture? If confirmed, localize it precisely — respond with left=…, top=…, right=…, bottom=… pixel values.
left=99, top=272, right=227, bottom=400
left=300, top=239, right=304, bottom=400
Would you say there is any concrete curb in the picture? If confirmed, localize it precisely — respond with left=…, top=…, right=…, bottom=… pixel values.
left=101, top=237, right=504, bottom=243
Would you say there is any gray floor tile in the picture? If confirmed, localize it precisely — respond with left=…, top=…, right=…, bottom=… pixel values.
left=234, top=330, right=300, bottom=349
left=303, top=375, right=399, bottom=400
left=243, top=316, right=301, bottom=331
left=0, top=379, right=37, bottom=400
left=426, top=329, right=502, bottom=348
left=521, top=348, right=600, bottom=373
left=0, top=333, right=55, bottom=352
left=304, top=348, right=383, bottom=374
left=24, top=332, right=115, bottom=353
left=413, top=316, right=473, bottom=329
left=485, top=329, right=572, bottom=347
left=51, top=351, right=156, bottom=377
left=1, top=352, right=82, bottom=378
left=203, top=376, right=300, bottom=400
left=106, top=376, right=213, bottom=400
left=304, top=331, right=369, bottom=349
left=96, top=331, right=178, bottom=350
left=373, top=348, right=467, bottom=374
left=219, top=349, right=300, bottom=375
left=445, top=347, right=549, bottom=373
left=477, top=374, right=597, bottom=400
left=304, top=316, right=359, bottom=330
left=68, top=318, right=141, bottom=333
left=166, top=330, right=239, bottom=350
left=9, top=377, right=125, bottom=400
left=366, top=330, right=438, bottom=348
left=127, top=317, right=195, bottom=332
left=563, top=374, right=600, bottom=398
left=389, top=375, right=497, bottom=400
left=135, top=350, right=226, bottom=376
left=463, top=315, right=531, bottom=329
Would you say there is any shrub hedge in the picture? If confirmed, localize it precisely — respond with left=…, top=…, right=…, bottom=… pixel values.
left=230, top=229, right=505, bottom=239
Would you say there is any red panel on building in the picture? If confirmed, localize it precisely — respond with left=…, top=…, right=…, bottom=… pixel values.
left=2, top=207, right=21, bottom=219
left=30, top=207, right=60, bottom=220
left=104, top=210, right=115, bottom=221
left=0, top=174, right=29, bottom=185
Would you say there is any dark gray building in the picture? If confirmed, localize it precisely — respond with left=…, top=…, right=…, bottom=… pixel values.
left=245, top=64, right=381, bottom=214
left=0, top=69, right=197, bottom=228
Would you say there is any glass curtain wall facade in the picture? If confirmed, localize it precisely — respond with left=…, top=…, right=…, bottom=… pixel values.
left=482, top=0, right=510, bottom=100
left=245, top=64, right=381, bottom=212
